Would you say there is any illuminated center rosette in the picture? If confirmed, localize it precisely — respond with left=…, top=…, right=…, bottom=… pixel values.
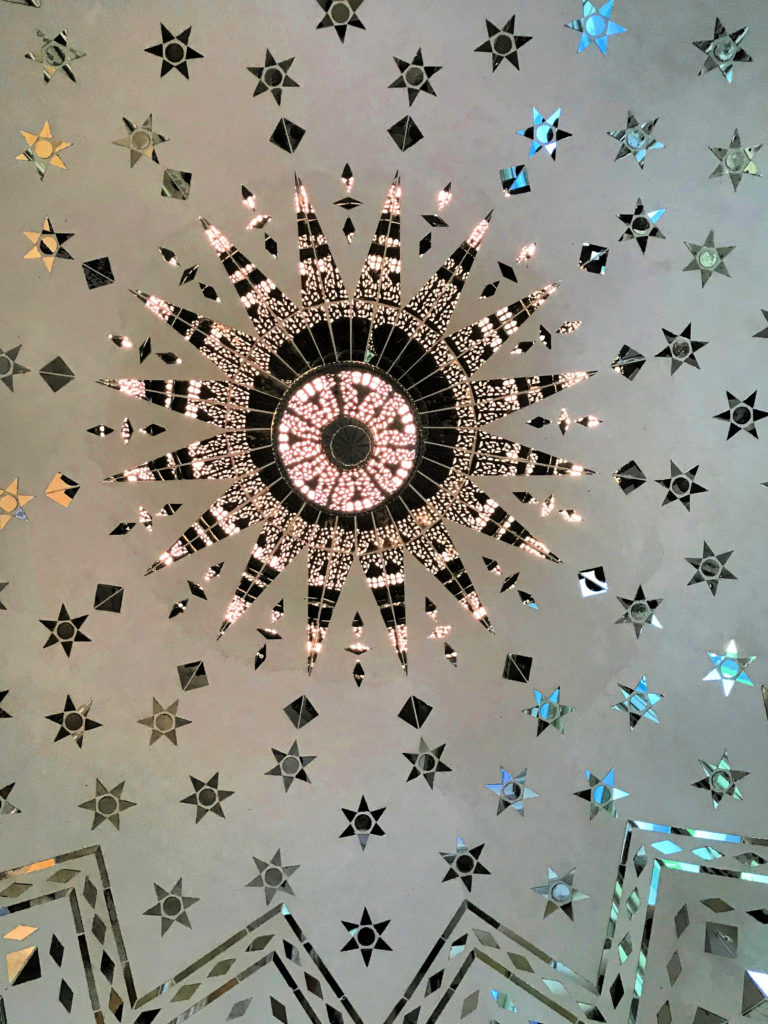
left=274, top=365, right=420, bottom=513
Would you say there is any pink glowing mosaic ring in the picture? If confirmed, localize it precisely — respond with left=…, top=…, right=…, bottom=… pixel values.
left=274, top=366, right=420, bottom=513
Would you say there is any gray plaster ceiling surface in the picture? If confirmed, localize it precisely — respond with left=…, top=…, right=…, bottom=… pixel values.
left=1, top=0, right=767, bottom=1021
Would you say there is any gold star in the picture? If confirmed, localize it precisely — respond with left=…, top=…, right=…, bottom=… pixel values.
left=0, top=479, right=33, bottom=530
left=16, top=121, right=71, bottom=180
left=23, top=217, right=74, bottom=273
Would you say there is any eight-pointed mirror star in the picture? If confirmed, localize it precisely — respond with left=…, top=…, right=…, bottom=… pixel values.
left=23, top=217, right=73, bottom=273
left=341, top=908, right=391, bottom=966
left=710, top=129, right=762, bottom=191
left=683, top=230, right=734, bottom=286
left=389, top=48, right=441, bottom=105
left=0, top=478, right=33, bottom=528
left=180, top=772, right=233, bottom=822
left=655, top=324, right=707, bottom=374
left=316, top=0, right=366, bottom=42
left=656, top=461, right=707, bottom=509
left=79, top=779, right=136, bottom=830
left=340, top=796, right=386, bottom=850
left=16, top=121, right=71, bottom=180
left=703, top=640, right=755, bottom=696
left=486, top=767, right=538, bottom=816
left=565, top=0, right=626, bottom=54
left=693, top=19, right=752, bottom=82
left=714, top=390, right=767, bottom=439
left=266, top=740, right=315, bottom=791
left=611, top=675, right=663, bottom=729
left=440, top=836, right=491, bottom=891
left=46, top=695, right=101, bottom=746
left=475, top=16, right=532, bottom=72
left=144, top=879, right=199, bottom=935
left=522, top=686, right=574, bottom=735
left=692, top=750, right=749, bottom=808
left=247, top=850, right=299, bottom=905
left=403, top=738, right=451, bottom=788
left=138, top=698, right=191, bottom=745
left=574, top=767, right=629, bottom=820
left=615, top=586, right=662, bottom=638
left=686, top=542, right=736, bottom=596
left=40, top=605, right=91, bottom=656
left=112, top=114, right=168, bottom=168
left=248, top=50, right=299, bottom=104
left=25, top=28, right=85, bottom=83
left=607, top=111, right=663, bottom=168
left=517, top=107, right=571, bottom=160
left=617, top=199, right=665, bottom=252
left=0, top=346, right=29, bottom=392
left=532, top=867, right=588, bottom=919
left=145, top=24, right=203, bottom=78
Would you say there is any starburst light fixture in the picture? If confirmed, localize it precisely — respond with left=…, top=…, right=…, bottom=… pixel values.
left=103, top=176, right=594, bottom=671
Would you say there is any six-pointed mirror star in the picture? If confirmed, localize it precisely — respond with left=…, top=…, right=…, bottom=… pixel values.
left=686, top=542, right=736, bottom=595
left=532, top=867, right=589, bottom=919
left=112, top=114, right=168, bottom=167
left=611, top=676, right=663, bottom=729
left=46, top=695, right=101, bottom=746
left=615, top=586, right=662, bottom=638
left=389, top=48, right=441, bottom=105
left=683, top=230, right=734, bottom=286
left=486, top=767, right=538, bottom=815
left=79, top=779, right=136, bottom=830
left=565, top=0, right=626, bottom=54
left=180, top=773, right=233, bottom=821
left=693, top=19, right=752, bottom=82
left=522, top=687, right=574, bottom=735
left=23, top=217, right=73, bottom=273
left=475, top=16, right=531, bottom=71
left=709, top=129, right=762, bottom=191
left=145, top=24, right=203, bottom=78
left=16, top=121, right=71, bottom=180
left=617, top=199, right=665, bottom=252
left=266, top=740, right=315, bottom=791
left=655, top=324, right=707, bottom=374
left=607, top=111, right=663, bottom=167
left=0, top=346, right=29, bottom=391
left=656, top=461, right=707, bottom=509
left=25, top=28, right=86, bottom=83
left=248, top=50, right=299, bottom=104
left=440, top=836, right=491, bottom=890
left=574, top=768, right=629, bottom=819
left=39, top=605, right=90, bottom=656
left=517, top=107, right=571, bottom=160
left=144, top=879, right=199, bottom=934
left=703, top=640, right=755, bottom=696
left=714, top=391, right=767, bottom=439
left=316, top=0, right=366, bottom=42
left=340, top=796, right=386, bottom=850
left=341, top=908, right=391, bottom=965
left=247, top=850, right=299, bottom=905
left=692, top=750, right=749, bottom=808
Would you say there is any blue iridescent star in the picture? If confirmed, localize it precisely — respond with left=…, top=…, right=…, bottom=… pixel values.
left=517, top=108, right=571, bottom=160
left=574, top=768, right=629, bottom=820
left=486, top=767, right=538, bottom=816
left=565, top=1, right=626, bottom=54
left=611, top=675, right=663, bottom=729
left=522, top=687, right=574, bottom=735
left=703, top=640, right=755, bottom=696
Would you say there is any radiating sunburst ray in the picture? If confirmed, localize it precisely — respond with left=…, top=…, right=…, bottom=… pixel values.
left=147, top=479, right=280, bottom=574
left=307, top=519, right=355, bottom=672
left=221, top=509, right=315, bottom=635
left=471, top=435, right=591, bottom=478
left=447, top=482, right=559, bottom=562
left=105, top=432, right=257, bottom=484
left=98, top=378, right=252, bottom=428
left=104, top=177, right=595, bottom=670
left=445, top=285, right=556, bottom=375
left=471, top=371, right=595, bottom=426
left=404, top=520, right=492, bottom=630
left=201, top=220, right=316, bottom=375
left=295, top=175, right=352, bottom=363
left=352, top=173, right=402, bottom=360
left=131, top=288, right=290, bottom=394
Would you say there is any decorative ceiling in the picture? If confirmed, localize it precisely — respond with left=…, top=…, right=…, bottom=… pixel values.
left=1, top=1, right=767, bottom=1022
